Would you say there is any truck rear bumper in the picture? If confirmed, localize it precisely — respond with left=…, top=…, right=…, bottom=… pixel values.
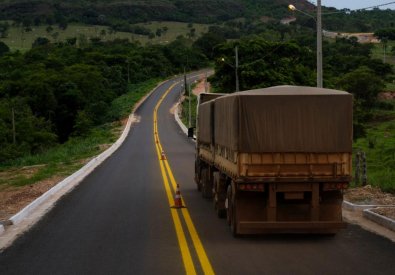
left=238, top=221, right=347, bottom=234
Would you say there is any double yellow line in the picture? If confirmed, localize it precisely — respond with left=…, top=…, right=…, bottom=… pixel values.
left=153, top=82, right=215, bottom=275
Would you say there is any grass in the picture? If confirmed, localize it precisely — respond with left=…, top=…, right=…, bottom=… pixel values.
left=385, top=82, right=395, bottom=92
left=353, top=101, right=395, bottom=193
left=0, top=79, right=161, bottom=187
left=0, top=125, right=115, bottom=187
left=0, top=21, right=210, bottom=51
left=136, top=21, right=209, bottom=41
left=108, top=78, right=162, bottom=120
left=181, top=85, right=198, bottom=129
left=371, top=41, right=395, bottom=65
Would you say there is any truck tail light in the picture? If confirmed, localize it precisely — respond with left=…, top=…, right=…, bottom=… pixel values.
left=323, top=183, right=348, bottom=191
left=238, top=184, right=265, bottom=192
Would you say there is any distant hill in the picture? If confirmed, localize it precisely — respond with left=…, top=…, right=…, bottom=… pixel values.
left=0, top=0, right=314, bottom=25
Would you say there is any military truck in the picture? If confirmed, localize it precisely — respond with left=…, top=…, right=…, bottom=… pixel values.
left=195, top=86, right=353, bottom=236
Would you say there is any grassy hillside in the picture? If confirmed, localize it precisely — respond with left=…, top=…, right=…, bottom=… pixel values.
left=0, top=0, right=311, bottom=25
left=0, top=21, right=209, bottom=51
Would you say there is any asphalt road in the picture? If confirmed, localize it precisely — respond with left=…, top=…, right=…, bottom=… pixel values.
left=1, top=75, right=395, bottom=275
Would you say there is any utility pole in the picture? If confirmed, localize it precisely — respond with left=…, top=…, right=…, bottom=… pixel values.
left=204, top=72, right=208, bottom=93
left=184, top=67, right=191, bottom=127
left=12, top=107, right=16, bottom=144
left=188, top=83, right=191, bottom=128
left=184, top=67, right=188, bottom=96
left=235, top=46, right=239, bottom=92
left=317, top=0, right=323, bottom=88
left=126, top=60, right=130, bottom=84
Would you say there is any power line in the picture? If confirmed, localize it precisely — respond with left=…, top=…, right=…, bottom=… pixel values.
left=321, top=1, right=395, bottom=15
left=355, top=1, right=395, bottom=11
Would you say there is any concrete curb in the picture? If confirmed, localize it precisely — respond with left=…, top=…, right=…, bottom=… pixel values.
left=363, top=208, right=395, bottom=232
left=2, top=80, right=167, bottom=234
left=343, top=200, right=395, bottom=233
left=342, top=200, right=388, bottom=211
left=343, top=200, right=395, bottom=212
left=174, top=101, right=189, bottom=136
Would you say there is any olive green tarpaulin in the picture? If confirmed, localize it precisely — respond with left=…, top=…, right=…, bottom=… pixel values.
left=198, top=101, right=213, bottom=144
left=207, top=86, right=353, bottom=153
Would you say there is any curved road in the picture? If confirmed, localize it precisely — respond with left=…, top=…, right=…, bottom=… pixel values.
left=0, top=76, right=394, bottom=275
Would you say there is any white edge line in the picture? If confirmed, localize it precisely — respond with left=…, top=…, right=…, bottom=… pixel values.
left=3, top=79, right=168, bottom=231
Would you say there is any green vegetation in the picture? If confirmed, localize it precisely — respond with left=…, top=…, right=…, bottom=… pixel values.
left=181, top=90, right=198, bottom=129
left=0, top=37, right=208, bottom=165
left=0, top=22, right=209, bottom=51
left=1, top=0, right=394, bottom=34
left=1, top=0, right=395, bottom=194
left=108, top=79, right=161, bottom=120
left=371, top=41, right=395, bottom=66
left=353, top=101, right=395, bottom=193
left=0, top=125, right=114, bottom=187
left=0, top=79, right=161, bottom=187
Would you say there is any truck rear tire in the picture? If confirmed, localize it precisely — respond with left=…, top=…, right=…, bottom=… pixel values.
left=214, top=199, right=226, bottom=218
left=195, top=159, right=201, bottom=191
left=200, top=167, right=213, bottom=199
left=213, top=172, right=226, bottom=218
left=226, top=185, right=232, bottom=225
left=227, top=184, right=239, bottom=237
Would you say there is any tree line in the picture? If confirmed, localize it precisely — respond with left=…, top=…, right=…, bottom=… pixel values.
left=1, top=12, right=394, bottom=163
left=1, top=1, right=395, bottom=34
left=209, top=30, right=392, bottom=139
left=0, top=37, right=208, bottom=163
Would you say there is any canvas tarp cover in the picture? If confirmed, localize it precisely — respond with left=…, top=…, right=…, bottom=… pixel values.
left=214, top=86, right=353, bottom=153
left=198, top=101, right=213, bottom=144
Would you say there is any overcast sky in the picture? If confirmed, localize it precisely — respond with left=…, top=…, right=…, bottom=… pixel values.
left=319, top=1, right=395, bottom=10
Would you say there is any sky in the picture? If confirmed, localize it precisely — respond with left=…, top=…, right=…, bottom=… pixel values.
left=318, top=1, right=395, bottom=10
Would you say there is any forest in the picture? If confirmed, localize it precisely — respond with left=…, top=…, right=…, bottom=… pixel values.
left=0, top=1, right=394, bottom=192
left=0, top=0, right=394, bottom=33
left=1, top=17, right=393, bottom=165
left=0, top=37, right=208, bottom=164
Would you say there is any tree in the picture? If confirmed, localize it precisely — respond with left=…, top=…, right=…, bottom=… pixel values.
left=32, top=37, right=51, bottom=48
left=0, top=42, right=10, bottom=56
left=212, top=38, right=315, bottom=92
left=374, top=28, right=395, bottom=40
left=0, top=98, right=57, bottom=162
left=52, top=32, right=60, bottom=41
left=337, top=66, right=384, bottom=108
left=46, top=25, right=54, bottom=33
left=337, top=66, right=385, bottom=139
left=0, top=22, right=10, bottom=38
left=193, top=32, right=226, bottom=58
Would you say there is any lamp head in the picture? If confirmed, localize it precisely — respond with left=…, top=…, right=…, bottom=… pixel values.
left=288, top=4, right=296, bottom=11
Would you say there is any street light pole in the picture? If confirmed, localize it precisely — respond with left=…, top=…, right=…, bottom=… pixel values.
left=317, top=0, right=323, bottom=88
left=126, top=59, right=130, bottom=84
left=188, top=83, right=191, bottom=128
left=235, top=46, right=239, bottom=92
left=289, top=2, right=323, bottom=88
